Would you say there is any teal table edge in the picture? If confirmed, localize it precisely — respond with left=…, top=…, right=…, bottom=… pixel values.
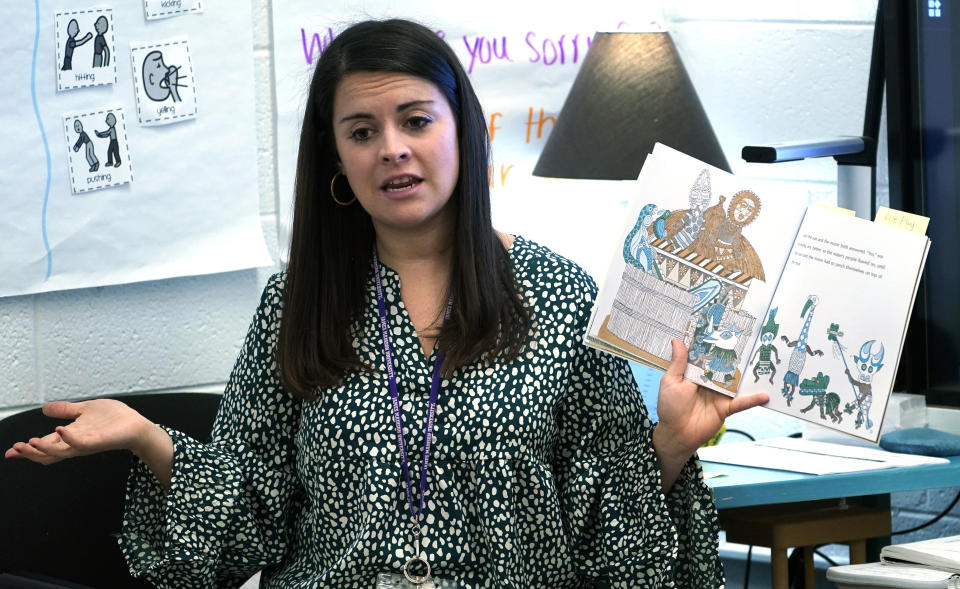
left=702, top=454, right=960, bottom=509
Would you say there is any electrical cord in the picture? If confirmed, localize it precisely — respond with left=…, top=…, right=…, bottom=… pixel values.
left=743, top=545, right=752, bottom=589
left=724, top=429, right=756, bottom=442
left=892, top=486, right=960, bottom=535
left=813, top=547, right=838, bottom=567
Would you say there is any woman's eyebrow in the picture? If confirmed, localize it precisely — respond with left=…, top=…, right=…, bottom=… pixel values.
left=338, top=100, right=435, bottom=124
left=397, top=99, right=434, bottom=111
left=338, top=112, right=373, bottom=124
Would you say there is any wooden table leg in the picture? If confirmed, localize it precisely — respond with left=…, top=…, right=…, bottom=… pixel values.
left=849, top=539, right=867, bottom=564
left=803, top=546, right=815, bottom=589
left=771, top=548, right=789, bottom=589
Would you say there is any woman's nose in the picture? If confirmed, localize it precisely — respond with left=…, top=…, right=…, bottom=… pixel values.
left=379, top=129, right=411, bottom=163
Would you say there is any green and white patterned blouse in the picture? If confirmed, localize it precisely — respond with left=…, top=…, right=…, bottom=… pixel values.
left=119, top=236, right=724, bottom=588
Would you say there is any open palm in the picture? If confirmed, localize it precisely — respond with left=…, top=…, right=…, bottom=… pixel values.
left=4, top=399, right=150, bottom=465
left=656, top=339, right=769, bottom=458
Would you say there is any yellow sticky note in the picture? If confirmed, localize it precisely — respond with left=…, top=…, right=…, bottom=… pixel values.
left=875, top=206, right=929, bottom=235
left=814, top=203, right=856, bottom=216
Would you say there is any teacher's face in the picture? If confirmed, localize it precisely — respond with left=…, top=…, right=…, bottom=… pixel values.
left=332, top=72, right=459, bottom=234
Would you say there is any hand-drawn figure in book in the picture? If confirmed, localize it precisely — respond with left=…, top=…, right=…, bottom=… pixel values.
left=702, top=321, right=747, bottom=385
left=660, top=169, right=712, bottom=251
left=828, top=323, right=882, bottom=430
left=797, top=372, right=843, bottom=423
left=623, top=203, right=668, bottom=279
left=689, top=294, right=726, bottom=362
left=142, top=50, right=184, bottom=102
left=781, top=295, right=824, bottom=405
left=91, top=16, right=110, bottom=68
left=94, top=113, right=121, bottom=168
left=751, top=307, right=781, bottom=383
left=72, top=120, right=99, bottom=172
left=61, top=19, right=92, bottom=71
left=691, top=190, right=765, bottom=281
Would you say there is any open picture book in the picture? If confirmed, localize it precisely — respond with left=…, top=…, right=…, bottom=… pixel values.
left=881, top=535, right=960, bottom=574
left=585, top=144, right=930, bottom=442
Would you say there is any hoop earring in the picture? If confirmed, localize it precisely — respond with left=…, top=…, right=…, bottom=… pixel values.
left=330, top=171, right=356, bottom=206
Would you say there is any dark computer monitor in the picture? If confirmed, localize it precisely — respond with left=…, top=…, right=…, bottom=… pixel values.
left=886, top=0, right=960, bottom=407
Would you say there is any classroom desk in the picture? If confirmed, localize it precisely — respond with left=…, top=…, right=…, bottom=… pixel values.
left=703, top=455, right=960, bottom=509
left=702, top=455, right=960, bottom=564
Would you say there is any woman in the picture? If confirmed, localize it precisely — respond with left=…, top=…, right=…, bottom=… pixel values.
left=6, top=19, right=766, bottom=588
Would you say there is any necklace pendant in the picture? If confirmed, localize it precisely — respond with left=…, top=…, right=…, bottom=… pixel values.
left=403, top=518, right=430, bottom=585
left=403, top=553, right=431, bottom=586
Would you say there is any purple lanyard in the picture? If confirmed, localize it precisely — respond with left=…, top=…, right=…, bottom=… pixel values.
left=372, top=247, right=452, bottom=520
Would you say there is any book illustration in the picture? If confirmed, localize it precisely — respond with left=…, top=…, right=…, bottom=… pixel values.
left=688, top=189, right=765, bottom=281
left=844, top=339, right=885, bottom=429
left=660, top=169, right=711, bottom=250
left=780, top=295, right=825, bottom=406
left=700, top=314, right=749, bottom=386
left=600, top=170, right=766, bottom=393
left=827, top=322, right=885, bottom=430
left=586, top=145, right=929, bottom=442
left=750, top=307, right=781, bottom=384
left=623, top=203, right=668, bottom=279
left=797, top=372, right=843, bottom=423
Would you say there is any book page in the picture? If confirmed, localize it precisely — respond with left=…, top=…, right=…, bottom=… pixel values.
left=883, top=535, right=960, bottom=572
left=585, top=144, right=808, bottom=395
left=748, top=206, right=930, bottom=441
left=828, top=562, right=960, bottom=585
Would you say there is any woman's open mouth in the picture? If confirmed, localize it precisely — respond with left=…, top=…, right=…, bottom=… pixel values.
left=382, top=175, right=423, bottom=193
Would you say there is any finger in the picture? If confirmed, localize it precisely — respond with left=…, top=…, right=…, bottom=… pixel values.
left=727, top=392, right=769, bottom=416
left=42, top=400, right=85, bottom=421
left=665, top=339, right=689, bottom=381
left=5, top=446, right=25, bottom=459
left=54, top=425, right=89, bottom=450
left=12, top=441, right=61, bottom=465
left=28, top=432, right=75, bottom=459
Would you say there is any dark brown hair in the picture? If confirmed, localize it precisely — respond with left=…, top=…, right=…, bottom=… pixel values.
left=278, top=19, right=531, bottom=399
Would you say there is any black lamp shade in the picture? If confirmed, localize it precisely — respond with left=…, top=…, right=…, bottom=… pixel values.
left=533, top=32, right=730, bottom=179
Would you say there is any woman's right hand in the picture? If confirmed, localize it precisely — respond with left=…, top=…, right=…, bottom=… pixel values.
left=4, top=399, right=172, bottom=478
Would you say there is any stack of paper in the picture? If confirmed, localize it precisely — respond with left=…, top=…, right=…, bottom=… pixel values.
left=697, top=437, right=948, bottom=475
left=827, top=561, right=960, bottom=589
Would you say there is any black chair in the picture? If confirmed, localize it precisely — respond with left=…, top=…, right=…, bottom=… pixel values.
left=0, top=392, right=222, bottom=589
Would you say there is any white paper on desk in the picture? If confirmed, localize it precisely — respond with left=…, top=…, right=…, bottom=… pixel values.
left=757, top=437, right=948, bottom=467
left=697, top=437, right=948, bottom=475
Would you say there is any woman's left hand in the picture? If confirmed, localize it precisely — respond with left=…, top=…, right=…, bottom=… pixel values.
left=652, top=339, right=768, bottom=490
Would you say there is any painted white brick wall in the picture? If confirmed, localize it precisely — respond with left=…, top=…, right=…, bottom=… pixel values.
left=1, top=1, right=954, bottom=582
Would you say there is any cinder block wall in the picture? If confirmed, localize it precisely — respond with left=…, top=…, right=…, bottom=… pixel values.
left=2, top=3, right=955, bottom=584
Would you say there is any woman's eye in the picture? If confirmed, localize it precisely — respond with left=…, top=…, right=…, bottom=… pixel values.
left=350, top=128, right=373, bottom=142
left=407, top=116, right=432, bottom=129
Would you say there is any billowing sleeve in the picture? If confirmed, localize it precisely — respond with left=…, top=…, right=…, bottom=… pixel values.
left=550, top=274, right=724, bottom=589
left=119, top=273, right=303, bottom=588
